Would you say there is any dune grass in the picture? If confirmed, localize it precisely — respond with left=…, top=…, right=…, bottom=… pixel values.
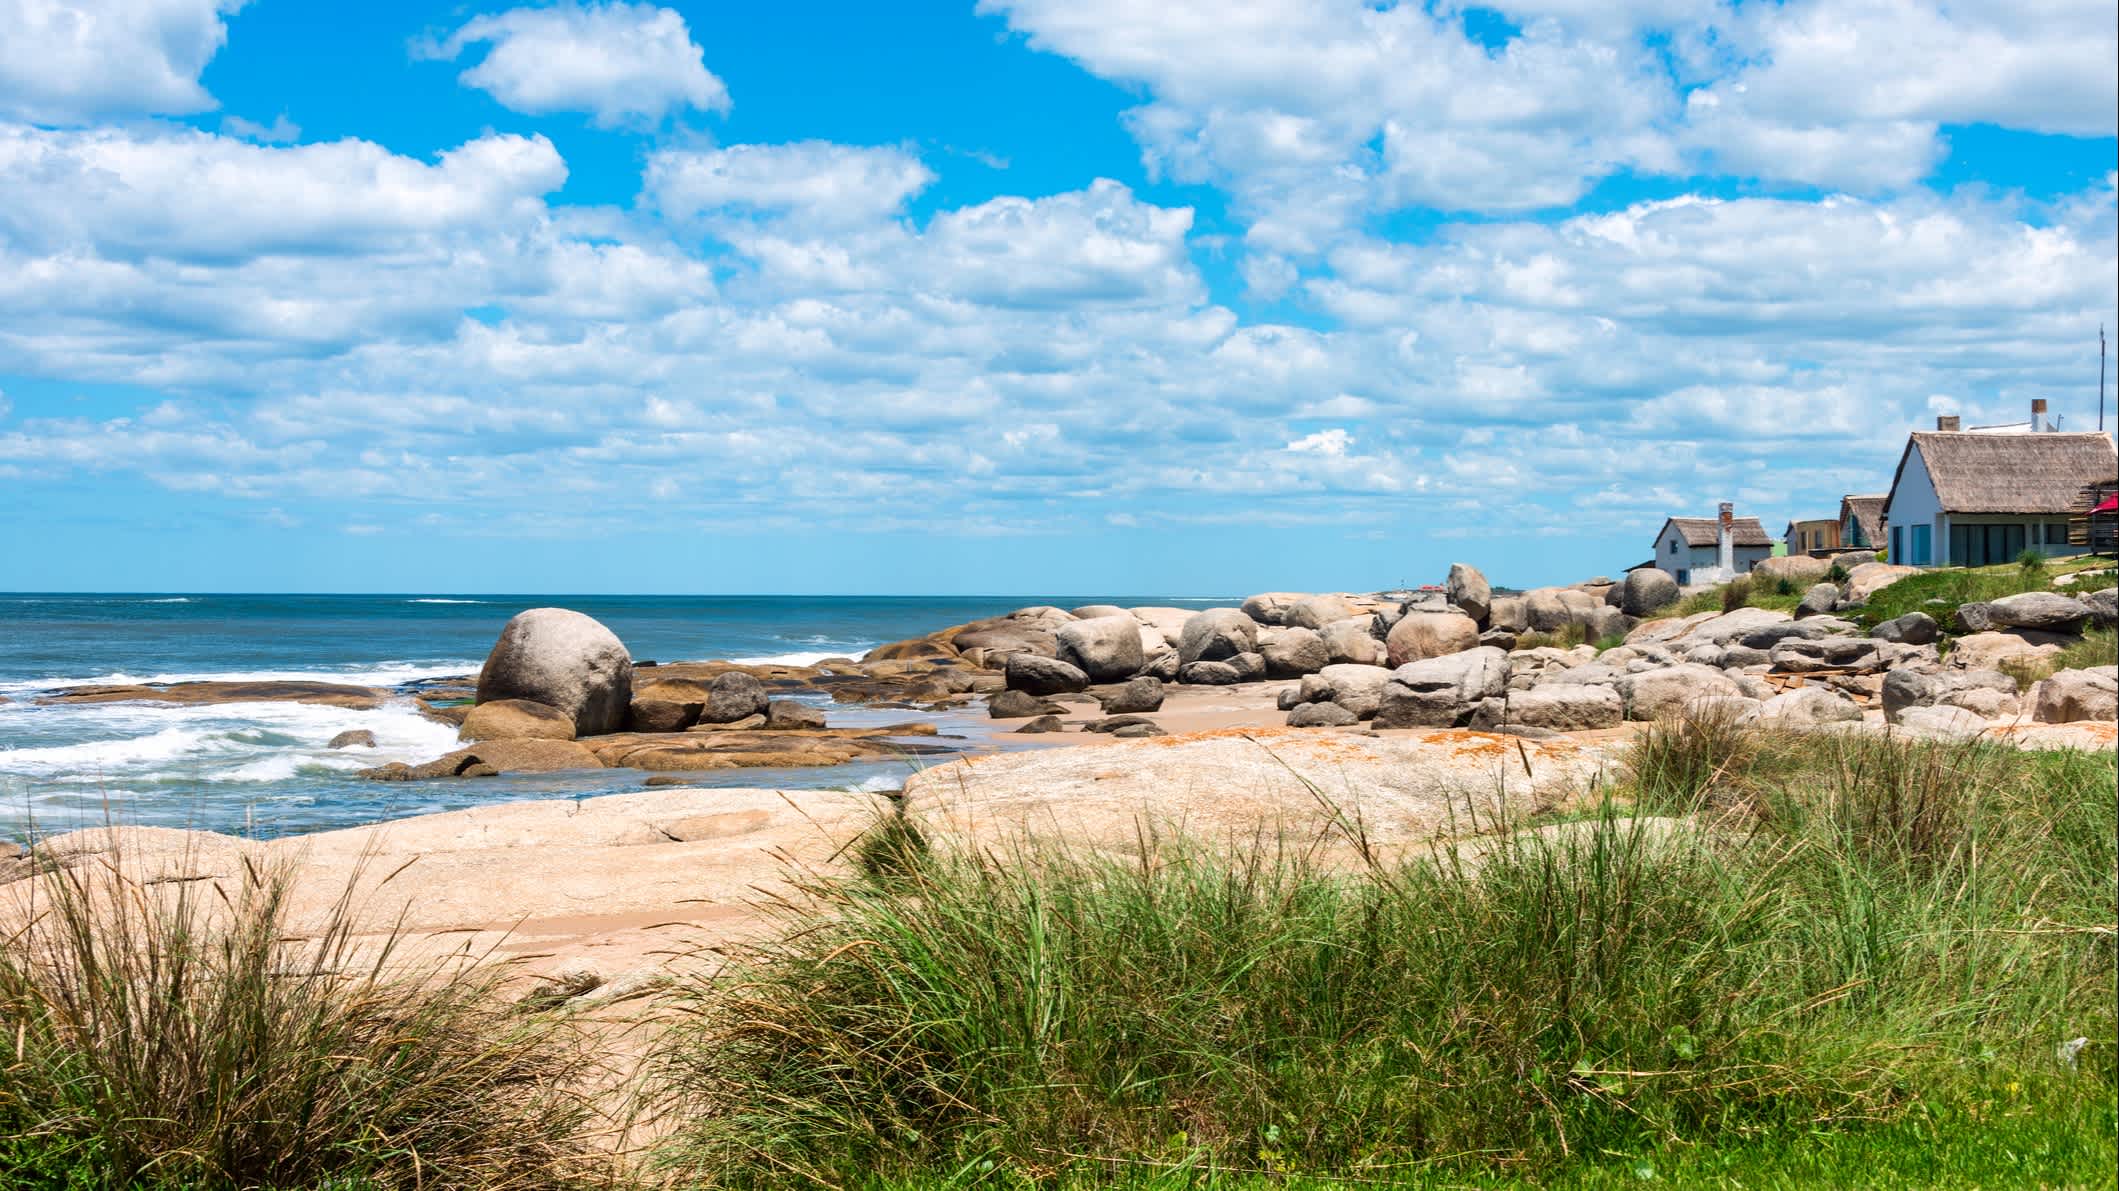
left=644, top=720, right=2117, bottom=1188
left=0, top=848, right=605, bottom=1190
left=1858, top=556, right=2116, bottom=629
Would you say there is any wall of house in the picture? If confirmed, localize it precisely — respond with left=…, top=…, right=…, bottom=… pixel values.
left=1887, top=448, right=1944, bottom=566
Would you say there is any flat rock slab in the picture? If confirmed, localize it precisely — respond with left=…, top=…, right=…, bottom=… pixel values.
left=903, top=726, right=1618, bottom=862
left=39, top=680, right=390, bottom=709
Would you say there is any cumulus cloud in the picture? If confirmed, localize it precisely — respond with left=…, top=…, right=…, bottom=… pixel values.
left=0, top=0, right=244, bottom=123
left=646, top=141, right=935, bottom=228
left=425, top=1, right=728, bottom=127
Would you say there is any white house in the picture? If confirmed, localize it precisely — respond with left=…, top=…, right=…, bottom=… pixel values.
left=1882, top=405, right=2118, bottom=568
left=1650, top=506, right=1774, bottom=586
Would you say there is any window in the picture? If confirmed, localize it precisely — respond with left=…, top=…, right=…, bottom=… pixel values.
left=1891, top=525, right=1903, bottom=563
left=1668, top=539, right=1677, bottom=555
left=2047, top=521, right=2070, bottom=546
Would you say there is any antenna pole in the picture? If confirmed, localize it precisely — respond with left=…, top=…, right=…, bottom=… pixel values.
left=2100, top=324, right=2107, bottom=434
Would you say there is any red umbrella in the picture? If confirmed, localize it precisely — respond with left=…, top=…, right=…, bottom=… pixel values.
left=2095, top=494, right=2119, bottom=514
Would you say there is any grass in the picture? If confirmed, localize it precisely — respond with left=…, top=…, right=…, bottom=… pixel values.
left=1996, top=627, right=2119, bottom=691
left=0, top=845, right=603, bottom=1189
left=1858, top=556, right=2117, bottom=629
left=644, top=719, right=2117, bottom=1188
left=1662, top=574, right=1807, bottom=619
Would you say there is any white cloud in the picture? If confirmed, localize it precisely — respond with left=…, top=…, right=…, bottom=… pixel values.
left=220, top=112, right=299, bottom=142
left=646, top=141, right=934, bottom=228
left=1286, top=428, right=1353, bottom=456
left=0, top=0, right=244, bottom=124
left=426, top=1, right=728, bottom=128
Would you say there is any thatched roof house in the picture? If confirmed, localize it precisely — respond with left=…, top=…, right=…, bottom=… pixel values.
left=1883, top=414, right=2117, bottom=567
left=1837, top=495, right=1885, bottom=550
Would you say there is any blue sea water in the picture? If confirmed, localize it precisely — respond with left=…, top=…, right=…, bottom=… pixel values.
left=0, top=593, right=1224, bottom=841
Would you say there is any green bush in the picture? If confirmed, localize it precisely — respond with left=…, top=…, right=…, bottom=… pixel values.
left=646, top=725, right=2116, bottom=1188
left=0, top=852, right=602, bottom=1190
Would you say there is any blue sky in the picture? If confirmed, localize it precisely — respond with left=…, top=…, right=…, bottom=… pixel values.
left=0, top=0, right=2113, bottom=595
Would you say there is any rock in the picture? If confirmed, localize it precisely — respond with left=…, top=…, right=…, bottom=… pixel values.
left=1141, top=651, right=1182, bottom=681
left=1177, top=660, right=1245, bottom=685
left=1015, top=715, right=1064, bottom=734
left=1286, top=701, right=1360, bottom=727
left=1768, top=637, right=1883, bottom=674
left=1796, top=583, right=1841, bottom=618
left=1070, top=604, right=1128, bottom=620
left=1843, top=562, right=1918, bottom=603
left=1753, top=554, right=1832, bottom=586
left=1478, top=628, right=1519, bottom=651
left=1741, top=617, right=1855, bottom=649
left=1619, top=568, right=1681, bottom=616
left=1285, top=594, right=1363, bottom=631
left=2082, top=588, right=2117, bottom=629
left=1320, top=617, right=1387, bottom=666
left=1882, top=667, right=2020, bottom=723
left=1056, top=615, right=1148, bottom=682
left=1096, top=676, right=1166, bottom=714
left=1111, top=722, right=1166, bottom=738
left=1446, top=563, right=1492, bottom=624
left=1225, top=652, right=1268, bottom=681
left=1616, top=664, right=1744, bottom=720
left=1005, top=653, right=1091, bottom=696
left=385, top=738, right=607, bottom=780
left=697, top=673, right=769, bottom=725
left=1385, top=611, right=1480, bottom=666
left=1945, top=631, right=2070, bottom=673
left=473, top=609, right=632, bottom=737
left=1261, top=627, right=1330, bottom=678
left=951, top=626, right=1058, bottom=659
left=1954, top=602, right=1997, bottom=633
left=1855, top=612, right=1933, bottom=648
left=1893, top=705, right=1992, bottom=740
left=459, top=698, right=578, bottom=743
left=1984, top=592, right=2093, bottom=634
left=1239, top=592, right=1306, bottom=626
left=1297, top=663, right=1395, bottom=719
left=1373, top=647, right=1510, bottom=729
left=1487, top=596, right=1528, bottom=634
left=2029, top=667, right=2119, bottom=724
left=1683, top=695, right=1764, bottom=724
left=989, top=688, right=1060, bottom=718
left=1466, top=685, right=1624, bottom=732
left=1583, top=606, right=1633, bottom=643
left=1179, top=609, right=1259, bottom=664
left=1759, top=687, right=1863, bottom=724
left=327, top=729, right=377, bottom=749
left=623, top=698, right=700, bottom=734
left=765, top=700, right=827, bottom=731
left=1084, top=714, right=1159, bottom=734
left=1672, top=607, right=1791, bottom=648
left=1129, top=607, right=1196, bottom=648
left=43, top=680, right=389, bottom=710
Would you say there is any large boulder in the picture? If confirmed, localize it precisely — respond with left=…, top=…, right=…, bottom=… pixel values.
left=475, top=608, right=633, bottom=737
left=1260, top=627, right=1330, bottom=678
left=702, top=673, right=770, bottom=724
left=1177, top=659, right=1248, bottom=685
left=1320, top=617, right=1387, bottom=666
left=1944, top=631, right=2070, bottom=673
left=459, top=697, right=578, bottom=743
left=2082, top=588, right=2118, bottom=629
left=1129, top=607, right=1196, bottom=648
left=1239, top=593, right=1306, bottom=626
left=1005, top=653, right=1091, bottom=695
left=1619, top=569, right=1681, bottom=616
left=1583, top=606, right=1633, bottom=644
left=2029, top=667, right=2118, bottom=724
left=1522, top=589, right=1572, bottom=632
left=1616, top=664, right=1744, bottom=720
left=1446, top=563, right=1492, bottom=624
left=1892, top=705, right=1992, bottom=740
left=1882, top=667, right=2020, bottom=723
left=1758, top=687, right=1863, bottom=724
left=1984, top=592, right=2093, bottom=634
left=1056, top=615, right=1148, bottom=682
left=1385, top=611, right=1480, bottom=666
left=951, top=624, right=1058, bottom=659
left=1070, top=604, right=1128, bottom=620
left=622, top=698, right=699, bottom=735
left=1871, top=612, right=1940, bottom=645
left=1796, top=583, right=1841, bottom=618
left=1843, top=562, right=1918, bottom=603
left=1753, top=554, right=1832, bottom=587
left=1487, top=596, right=1529, bottom=634
left=1297, top=663, right=1395, bottom=719
left=1466, top=686, right=1624, bottom=732
left=1769, top=637, right=1884, bottom=674
left=1671, top=607, right=1791, bottom=648
left=988, top=688, right=1059, bottom=719
left=1179, top=609, right=1259, bottom=664
left=1286, top=701, right=1360, bottom=728
left=1097, top=676, right=1166, bottom=715
left=1285, top=594, right=1364, bottom=631
left=1740, top=617, right=1857, bottom=650
left=1373, top=647, right=1509, bottom=729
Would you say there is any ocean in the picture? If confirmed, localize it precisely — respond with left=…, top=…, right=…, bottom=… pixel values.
left=0, top=593, right=1224, bottom=841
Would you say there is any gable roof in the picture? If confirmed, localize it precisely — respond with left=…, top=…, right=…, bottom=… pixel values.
left=1885, top=432, right=2118, bottom=517
left=1839, top=494, right=1886, bottom=541
left=1658, top=516, right=1773, bottom=548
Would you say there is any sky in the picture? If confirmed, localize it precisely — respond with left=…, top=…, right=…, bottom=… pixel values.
left=0, top=0, right=2114, bottom=596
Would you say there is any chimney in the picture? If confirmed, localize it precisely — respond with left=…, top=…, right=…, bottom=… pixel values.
left=2031, top=398, right=2049, bottom=431
left=1936, top=415, right=1961, bottom=432
left=1717, top=501, right=1735, bottom=577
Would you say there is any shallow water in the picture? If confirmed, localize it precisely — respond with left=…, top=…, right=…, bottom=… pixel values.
left=0, top=593, right=1224, bottom=840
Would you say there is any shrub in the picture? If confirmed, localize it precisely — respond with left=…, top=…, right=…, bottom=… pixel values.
left=1516, top=622, right=1587, bottom=650
left=1720, top=575, right=1754, bottom=612
left=0, top=848, right=601, bottom=1190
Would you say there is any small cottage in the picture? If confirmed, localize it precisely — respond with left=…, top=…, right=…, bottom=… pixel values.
left=1838, top=495, right=1886, bottom=551
left=1650, top=505, right=1774, bottom=586
left=1783, top=518, right=1840, bottom=555
left=1881, top=405, right=2118, bottom=567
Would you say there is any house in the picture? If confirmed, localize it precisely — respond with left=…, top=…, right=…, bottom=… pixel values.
left=1838, top=495, right=1885, bottom=551
left=1651, top=504, right=1774, bottom=586
left=1881, top=403, right=2119, bottom=567
left=1783, top=518, right=1840, bottom=555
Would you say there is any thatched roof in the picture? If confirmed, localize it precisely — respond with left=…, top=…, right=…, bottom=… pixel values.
left=1659, top=516, right=1773, bottom=548
left=1839, top=494, right=1886, bottom=541
left=1887, top=432, right=2118, bottom=516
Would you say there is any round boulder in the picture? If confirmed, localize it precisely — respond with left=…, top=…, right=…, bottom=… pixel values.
left=1285, top=594, right=1364, bottom=631
left=1005, top=653, right=1091, bottom=696
left=702, top=673, right=770, bottom=724
left=1984, top=591, right=2093, bottom=634
left=474, top=608, right=632, bottom=737
left=1057, top=615, right=1148, bottom=682
left=1179, top=609, right=1259, bottom=664
left=1619, top=569, right=1681, bottom=617
left=1384, top=611, right=1479, bottom=666
left=1097, top=676, right=1166, bottom=714
left=1261, top=627, right=1330, bottom=678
